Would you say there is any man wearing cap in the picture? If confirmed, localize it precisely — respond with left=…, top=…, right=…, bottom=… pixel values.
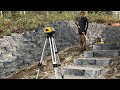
left=75, top=11, right=89, bottom=51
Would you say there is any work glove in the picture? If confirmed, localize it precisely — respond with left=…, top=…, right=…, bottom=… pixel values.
left=82, top=32, right=85, bottom=34
left=75, top=21, right=78, bottom=26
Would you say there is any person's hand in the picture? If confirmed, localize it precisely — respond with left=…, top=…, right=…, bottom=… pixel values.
left=82, top=32, right=85, bottom=34
left=75, top=21, right=78, bottom=25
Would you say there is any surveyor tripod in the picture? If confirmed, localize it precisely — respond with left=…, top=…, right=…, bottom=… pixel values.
left=36, top=32, right=64, bottom=79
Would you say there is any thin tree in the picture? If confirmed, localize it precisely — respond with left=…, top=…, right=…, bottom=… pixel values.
left=0, top=11, right=3, bottom=17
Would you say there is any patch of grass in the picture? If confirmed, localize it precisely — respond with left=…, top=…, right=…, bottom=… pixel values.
left=0, top=11, right=120, bottom=37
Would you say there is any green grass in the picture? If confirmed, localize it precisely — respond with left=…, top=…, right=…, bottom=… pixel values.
left=0, top=11, right=120, bottom=37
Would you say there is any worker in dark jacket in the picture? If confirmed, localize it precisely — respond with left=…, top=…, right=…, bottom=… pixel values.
left=75, top=11, right=88, bottom=51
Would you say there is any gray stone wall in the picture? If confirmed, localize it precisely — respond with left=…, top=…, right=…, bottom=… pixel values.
left=0, top=20, right=79, bottom=78
left=0, top=20, right=120, bottom=78
left=87, top=23, right=120, bottom=44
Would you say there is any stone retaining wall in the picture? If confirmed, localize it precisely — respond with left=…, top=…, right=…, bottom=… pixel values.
left=87, top=23, right=120, bottom=44
left=0, top=20, right=79, bottom=78
left=0, top=20, right=120, bottom=78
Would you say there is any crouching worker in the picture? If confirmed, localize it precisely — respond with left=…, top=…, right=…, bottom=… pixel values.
left=75, top=11, right=88, bottom=51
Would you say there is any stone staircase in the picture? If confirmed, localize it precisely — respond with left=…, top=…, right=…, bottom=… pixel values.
left=48, top=43, right=120, bottom=79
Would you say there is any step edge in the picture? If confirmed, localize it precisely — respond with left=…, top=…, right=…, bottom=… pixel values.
left=62, top=65, right=104, bottom=70
left=74, top=57, right=112, bottom=60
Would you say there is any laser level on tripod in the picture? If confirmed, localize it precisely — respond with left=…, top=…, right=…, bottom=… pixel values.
left=36, top=27, right=64, bottom=79
left=95, top=37, right=104, bottom=44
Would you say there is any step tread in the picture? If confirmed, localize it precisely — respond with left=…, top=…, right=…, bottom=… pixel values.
left=74, top=57, right=112, bottom=60
left=90, top=50, right=120, bottom=51
left=63, top=65, right=104, bottom=70
left=48, top=75, right=99, bottom=79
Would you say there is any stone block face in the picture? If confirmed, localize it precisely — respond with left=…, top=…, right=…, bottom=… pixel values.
left=62, top=66, right=104, bottom=78
left=74, top=59, right=83, bottom=65
left=70, top=69, right=85, bottom=76
left=74, top=58, right=112, bottom=66
left=82, top=60, right=96, bottom=65
left=63, top=68, right=85, bottom=76
left=84, top=51, right=93, bottom=58
left=93, top=50, right=120, bottom=57
left=93, top=45, right=102, bottom=50
left=84, top=50, right=120, bottom=58
left=96, top=60, right=112, bottom=66
left=84, top=70, right=101, bottom=78
left=93, top=44, right=117, bottom=50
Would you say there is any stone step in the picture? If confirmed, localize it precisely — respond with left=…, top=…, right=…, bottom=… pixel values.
left=74, top=57, right=112, bottom=66
left=48, top=75, right=99, bottom=79
left=93, top=44, right=116, bottom=50
left=84, top=50, right=120, bottom=58
left=62, top=65, right=105, bottom=78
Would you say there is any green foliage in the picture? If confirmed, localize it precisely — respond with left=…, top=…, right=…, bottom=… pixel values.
left=0, top=11, right=120, bottom=37
left=88, top=11, right=113, bottom=15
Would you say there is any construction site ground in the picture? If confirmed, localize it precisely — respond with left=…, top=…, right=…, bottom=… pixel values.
left=7, top=45, right=120, bottom=79
left=99, top=56, right=120, bottom=79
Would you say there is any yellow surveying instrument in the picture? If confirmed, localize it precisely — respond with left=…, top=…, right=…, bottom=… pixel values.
left=36, top=27, right=64, bottom=79
left=43, top=27, right=55, bottom=34
left=95, top=37, right=104, bottom=44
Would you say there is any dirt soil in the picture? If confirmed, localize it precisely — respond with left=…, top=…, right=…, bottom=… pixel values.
left=8, top=45, right=92, bottom=79
left=99, top=56, right=120, bottom=79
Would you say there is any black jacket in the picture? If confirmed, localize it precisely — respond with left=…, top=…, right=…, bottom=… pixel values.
left=75, top=17, right=88, bottom=31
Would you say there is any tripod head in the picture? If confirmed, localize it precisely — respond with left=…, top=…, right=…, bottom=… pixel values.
left=43, top=27, right=56, bottom=38
left=43, top=27, right=55, bottom=34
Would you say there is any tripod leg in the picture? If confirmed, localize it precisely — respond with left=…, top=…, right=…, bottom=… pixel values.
left=52, top=37, right=64, bottom=79
left=49, top=37, right=59, bottom=79
left=36, top=38, right=48, bottom=79
left=49, top=37, right=55, bottom=64
left=36, top=69, right=40, bottom=79
left=52, top=38, right=60, bottom=64
left=39, top=38, right=48, bottom=64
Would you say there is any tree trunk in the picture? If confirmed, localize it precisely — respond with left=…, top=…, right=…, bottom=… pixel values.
left=23, top=11, right=26, bottom=15
left=0, top=11, right=3, bottom=17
